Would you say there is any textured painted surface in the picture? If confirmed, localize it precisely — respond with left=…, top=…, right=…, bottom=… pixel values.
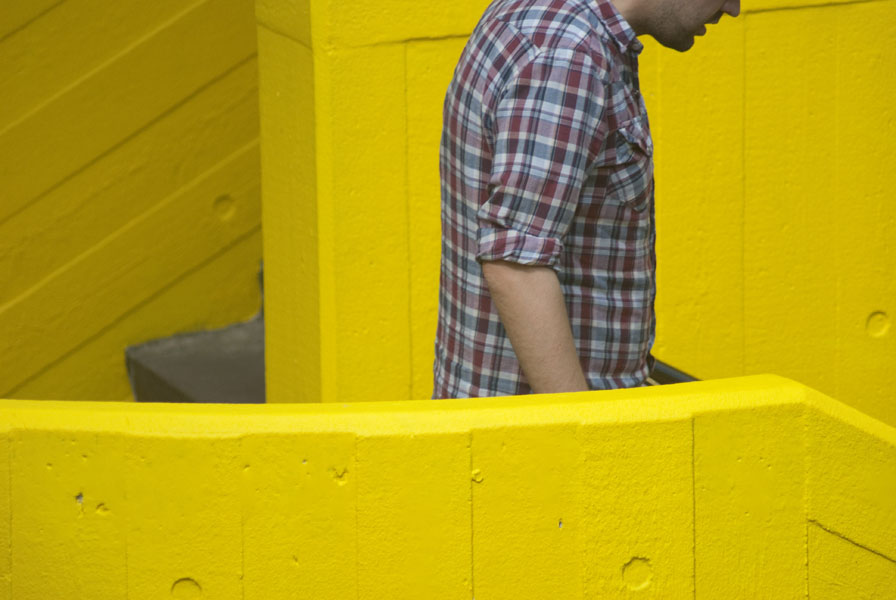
left=240, top=432, right=357, bottom=599
left=694, top=404, right=807, bottom=597
left=260, top=0, right=895, bottom=422
left=741, top=1, right=896, bottom=427
left=643, top=22, right=745, bottom=381
left=1, top=376, right=894, bottom=597
left=580, top=419, right=693, bottom=597
left=0, top=0, right=262, bottom=401
left=808, top=522, right=896, bottom=599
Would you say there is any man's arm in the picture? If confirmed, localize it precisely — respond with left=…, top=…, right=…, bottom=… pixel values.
left=481, top=260, right=589, bottom=394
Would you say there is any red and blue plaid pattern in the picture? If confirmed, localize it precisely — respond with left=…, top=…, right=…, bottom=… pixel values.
left=434, top=0, right=656, bottom=398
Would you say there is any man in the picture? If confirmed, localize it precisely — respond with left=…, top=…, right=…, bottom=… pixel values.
left=434, top=0, right=741, bottom=398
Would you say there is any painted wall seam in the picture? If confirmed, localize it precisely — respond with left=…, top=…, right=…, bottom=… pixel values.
left=0, top=0, right=65, bottom=45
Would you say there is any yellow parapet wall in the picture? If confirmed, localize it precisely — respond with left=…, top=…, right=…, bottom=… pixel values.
left=2, top=376, right=894, bottom=598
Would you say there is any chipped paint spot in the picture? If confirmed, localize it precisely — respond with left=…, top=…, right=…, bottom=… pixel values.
left=330, top=466, right=349, bottom=485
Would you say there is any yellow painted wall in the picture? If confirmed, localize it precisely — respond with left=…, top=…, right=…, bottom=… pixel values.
left=1, top=376, right=894, bottom=597
left=260, top=0, right=895, bottom=425
left=0, top=0, right=263, bottom=401
left=645, top=0, right=896, bottom=428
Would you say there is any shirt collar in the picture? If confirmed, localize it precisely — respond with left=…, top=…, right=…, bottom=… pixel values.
left=591, top=0, right=643, bottom=55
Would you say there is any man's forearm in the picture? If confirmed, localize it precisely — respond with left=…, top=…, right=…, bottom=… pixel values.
left=481, top=260, right=589, bottom=394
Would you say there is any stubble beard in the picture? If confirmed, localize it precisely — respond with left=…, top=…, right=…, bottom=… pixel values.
left=648, top=4, right=698, bottom=52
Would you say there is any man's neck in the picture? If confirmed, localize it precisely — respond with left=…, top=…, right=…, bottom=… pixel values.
left=608, top=0, right=646, bottom=35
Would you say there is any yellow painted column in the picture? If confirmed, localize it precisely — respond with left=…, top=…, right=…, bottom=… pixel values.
left=255, top=0, right=489, bottom=402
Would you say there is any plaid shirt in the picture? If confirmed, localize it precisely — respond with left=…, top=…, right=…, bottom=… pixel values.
left=434, top=0, right=655, bottom=398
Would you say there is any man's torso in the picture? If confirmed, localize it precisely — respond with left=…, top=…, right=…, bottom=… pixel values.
left=435, top=0, right=656, bottom=398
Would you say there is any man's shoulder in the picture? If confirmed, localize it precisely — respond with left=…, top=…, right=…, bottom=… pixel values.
left=492, top=1, right=615, bottom=48
left=481, top=0, right=619, bottom=71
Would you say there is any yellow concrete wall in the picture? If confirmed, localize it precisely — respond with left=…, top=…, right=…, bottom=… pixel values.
left=645, top=0, right=896, bottom=428
left=0, top=0, right=263, bottom=402
left=259, top=0, right=895, bottom=425
left=1, top=376, right=894, bottom=597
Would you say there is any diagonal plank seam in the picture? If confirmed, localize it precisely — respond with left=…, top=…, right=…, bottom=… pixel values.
left=0, top=0, right=66, bottom=46
left=808, top=520, right=896, bottom=565
left=0, top=0, right=209, bottom=139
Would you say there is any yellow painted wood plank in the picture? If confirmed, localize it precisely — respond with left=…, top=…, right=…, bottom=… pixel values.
left=309, top=0, right=489, bottom=49
left=0, top=0, right=61, bottom=41
left=472, top=424, right=582, bottom=599
left=256, top=25, right=320, bottom=403
left=10, top=430, right=127, bottom=599
left=314, top=45, right=410, bottom=402
left=0, top=59, right=259, bottom=307
left=806, top=398, right=896, bottom=563
left=356, top=433, right=471, bottom=599
left=744, top=8, right=840, bottom=394
left=0, top=143, right=261, bottom=395
left=580, top=419, right=694, bottom=598
left=0, top=0, right=256, bottom=224
left=642, top=19, right=746, bottom=380
left=0, top=0, right=191, bottom=130
left=11, top=228, right=262, bottom=402
left=124, top=437, right=242, bottom=599
left=694, top=404, right=807, bottom=598
left=406, top=38, right=468, bottom=400
left=832, top=0, right=896, bottom=427
left=240, top=433, right=357, bottom=600
left=808, top=521, right=896, bottom=600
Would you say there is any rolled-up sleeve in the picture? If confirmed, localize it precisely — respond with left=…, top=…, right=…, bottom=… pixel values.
left=477, top=45, right=606, bottom=268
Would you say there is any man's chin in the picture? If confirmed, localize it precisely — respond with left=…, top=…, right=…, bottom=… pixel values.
left=662, top=35, right=696, bottom=53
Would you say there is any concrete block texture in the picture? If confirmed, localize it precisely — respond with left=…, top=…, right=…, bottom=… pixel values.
left=2, top=376, right=894, bottom=598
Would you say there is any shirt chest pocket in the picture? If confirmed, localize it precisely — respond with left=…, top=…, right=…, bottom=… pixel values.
left=602, top=115, right=654, bottom=212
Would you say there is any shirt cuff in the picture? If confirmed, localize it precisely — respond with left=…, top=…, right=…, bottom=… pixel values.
left=476, top=227, right=563, bottom=267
